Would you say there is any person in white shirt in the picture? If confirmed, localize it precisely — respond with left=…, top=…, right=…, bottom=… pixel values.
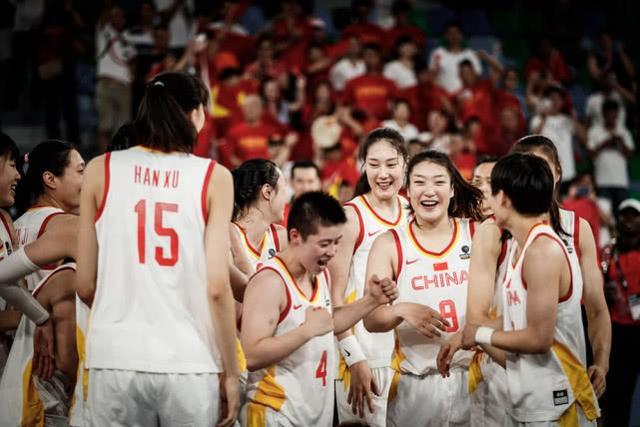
left=585, top=72, right=629, bottom=129
left=95, top=6, right=137, bottom=153
left=383, top=36, right=418, bottom=89
left=587, top=99, right=635, bottom=210
left=428, top=22, right=482, bottom=94
left=382, top=99, right=419, bottom=142
left=154, top=0, right=194, bottom=50
left=530, top=86, right=586, bottom=184
left=329, top=36, right=366, bottom=92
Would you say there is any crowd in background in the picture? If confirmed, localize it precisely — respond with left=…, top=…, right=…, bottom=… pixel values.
left=0, top=0, right=638, bottom=247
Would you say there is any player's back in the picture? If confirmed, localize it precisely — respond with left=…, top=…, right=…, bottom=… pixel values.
left=87, top=146, right=221, bottom=374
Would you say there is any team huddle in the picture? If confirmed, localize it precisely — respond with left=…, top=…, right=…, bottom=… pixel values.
left=0, top=72, right=610, bottom=427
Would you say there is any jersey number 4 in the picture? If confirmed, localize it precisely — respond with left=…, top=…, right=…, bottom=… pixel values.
left=134, top=200, right=179, bottom=266
left=315, top=350, right=328, bottom=386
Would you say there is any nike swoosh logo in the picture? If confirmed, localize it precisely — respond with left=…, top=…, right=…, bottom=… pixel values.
left=293, top=304, right=302, bottom=310
left=344, top=349, right=351, bottom=357
left=368, top=230, right=381, bottom=237
left=406, top=259, right=419, bottom=265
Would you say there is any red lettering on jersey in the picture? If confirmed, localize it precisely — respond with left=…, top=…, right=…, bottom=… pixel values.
left=507, top=290, right=521, bottom=306
left=152, top=170, right=160, bottom=187
left=433, top=262, right=448, bottom=272
left=425, top=274, right=439, bottom=289
left=143, top=168, right=151, bottom=186
left=134, top=167, right=180, bottom=188
left=134, top=165, right=142, bottom=183
left=411, top=276, right=424, bottom=290
left=445, top=272, right=459, bottom=287
left=459, top=270, right=468, bottom=284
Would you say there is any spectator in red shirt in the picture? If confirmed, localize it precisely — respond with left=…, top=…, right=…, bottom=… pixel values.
left=271, top=0, right=316, bottom=71
left=454, top=59, right=498, bottom=154
left=495, top=68, right=526, bottom=131
left=221, top=94, right=296, bottom=167
left=402, top=64, right=454, bottom=129
left=490, top=107, right=524, bottom=156
left=208, top=67, right=259, bottom=135
left=524, top=38, right=572, bottom=86
left=384, top=0, right=426, bottom=54
left=244, top=35, right=288, bottom=82
left=601, top=199, right=640, bottom=427
left=282, top=160, right=323, bottom=225
left=341, top=0, right=383, bottom=46
left=341, top=43, right=398, bottom=121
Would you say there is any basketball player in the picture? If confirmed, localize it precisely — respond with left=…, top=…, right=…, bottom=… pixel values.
left=363, top=150, right=484, bottom=426
left=470, top=156, right=498, bottom=218
left=14, top=140, right=84, bottom=291
left=240, top=191, right=398, bottom=427
left=328, top=128, right=410, bottom=425
left=75, top=72, right=240, bottom=426
left=462, top=153, right=600, bottom=426
left=0, top=263, right=79, bottom=426
left=231, top=159, right=288, bottom=275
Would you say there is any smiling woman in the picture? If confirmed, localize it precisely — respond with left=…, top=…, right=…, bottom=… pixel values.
left=362, top=150, right=483, bottom=427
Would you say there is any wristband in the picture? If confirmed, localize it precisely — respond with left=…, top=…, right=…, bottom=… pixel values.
left=338, top=335, right=366, bottom=367
left=475, top=326, right=495, bottom=346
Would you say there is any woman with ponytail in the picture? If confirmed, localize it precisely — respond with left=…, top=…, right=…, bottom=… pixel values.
left=329, top=127, right=410, bottom=426
left=75, top=72, right=240, bottom=426
left=363, top=150, right=483, bottom=426
left=13, top=139, right=84, bottom=291
left=230, top=158, right=288, bottom=274
left=461, top=135, right=611, bottom=427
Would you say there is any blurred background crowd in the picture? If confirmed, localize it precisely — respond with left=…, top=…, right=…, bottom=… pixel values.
left=0, top=0, right=638, bottom=251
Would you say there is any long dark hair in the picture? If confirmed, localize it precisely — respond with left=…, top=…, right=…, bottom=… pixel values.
left=135, top=72, right=209, bottom=153
left=0, top=133, right=19, bottom=163
left=15, top=140, right=75, bottom=214
left=231, top=159, right=280, bottom=221
left=354, top=127, right=408, bottom=197
left=406, top=150, right=484, bottom=221
left=511, top=135, right=567, bottom=236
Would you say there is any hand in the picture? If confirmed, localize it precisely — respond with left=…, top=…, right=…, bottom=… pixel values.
left=587, top=365, right=607, bottom=398
left=296, top=75, right=307, bottom=90
left=347, top=360, right=379, bottom=418
left=303, top=307, right=334, bottom=338
left=284, top=132, right=298, bottom=148
left=367, top=275, right=398, bottom=305
left=217, top=373, right=240, bottom=427
left=461, top=323, right=479, bottom=349
left=398, top=303, right=448, bottom=338
left=33, top=318, right=55, bottom=380
left=437, top=332, right=462, bottom=377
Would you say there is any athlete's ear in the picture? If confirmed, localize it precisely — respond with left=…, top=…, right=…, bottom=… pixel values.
left=260, top=183, right=273, bottom=202
left=42, top=171, right=57, bottom=191
left=289, top=228, right=302, bottom=245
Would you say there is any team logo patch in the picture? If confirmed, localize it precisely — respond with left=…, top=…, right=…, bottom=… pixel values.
left=561, top=238, right=573, bottom=254
left=553, top=389, right=569, bottom=406
left=459, top=245, right=471, bottom=260
left=268, top=248, right=276, bottom=258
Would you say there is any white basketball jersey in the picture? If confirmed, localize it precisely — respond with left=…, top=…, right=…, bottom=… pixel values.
left=502, top=223, right=599, bottom=422
left=69, top=293, right=90, bottom=426
left=232, top=222, right=282, bottom=271
left=392, top=218, right=475, bottom=374
left=245, top=256, right=335, bottom=427
left=87, top=147, right=221, bottom=374
left=343, top=194, right=410, bottom=369
left=0, top=212, right=14, bottom=374
left=14, top=206, right=65, bottom=290
left=0, top=264, right=76, bottom=426
left=559, top=208, right=582, bottom=273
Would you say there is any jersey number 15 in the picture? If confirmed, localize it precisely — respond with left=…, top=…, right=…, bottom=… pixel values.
left=134, top=200, right=179, bottom=267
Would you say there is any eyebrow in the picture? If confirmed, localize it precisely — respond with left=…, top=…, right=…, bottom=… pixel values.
left=367, top=157, right=399, bottom=162
left=412, top=173, right=446, bottom=179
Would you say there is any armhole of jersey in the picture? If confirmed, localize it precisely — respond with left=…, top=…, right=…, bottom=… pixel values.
left=322, top=268, right=331, bottom=294
left=32, top=265, right=76, bottom=298
left=390, top=229, right=403, bottom=279
left=37, top=212, right=65, bottom=238
left=469, top=219, right=476, bottom=239
left=573, top=214, right=581, bottom=260
left=201, top=160, right=216, bottom=223
left=256, top=266, right=292, bottom=324
left=497, top=239, right=508, bottom=267
left=0, top=210, right=11, bottom=241
left=525, top=233, right=573, bottom=302
left=345, top=202, right=364, bottom=254
left=270, top=223, right=281, bottom=252
left=94, top=152, right=111, bottom=222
